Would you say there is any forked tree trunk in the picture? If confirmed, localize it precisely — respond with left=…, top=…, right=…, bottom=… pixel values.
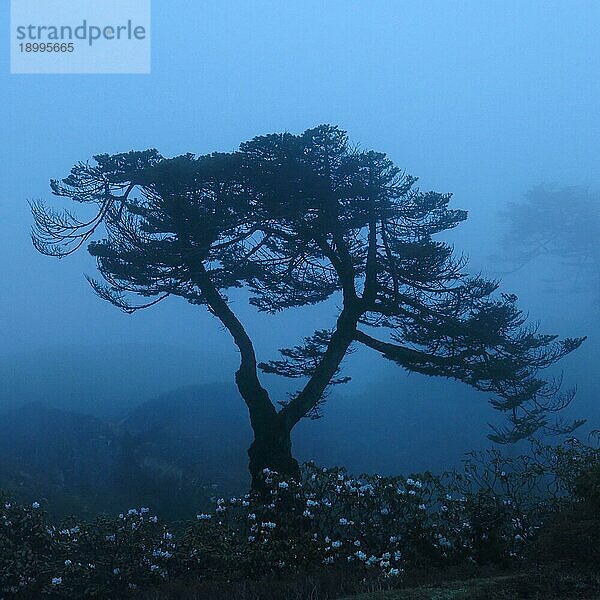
left=192, top=265, right=350, bottom=492
left=247, top=412, right=300, bottom=492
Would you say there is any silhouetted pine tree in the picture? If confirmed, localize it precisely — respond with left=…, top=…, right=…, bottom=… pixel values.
left=32, top=125, right=585, bottom=489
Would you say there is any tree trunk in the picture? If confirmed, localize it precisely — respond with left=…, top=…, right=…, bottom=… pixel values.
left=247, top=413, right=299, bottom=493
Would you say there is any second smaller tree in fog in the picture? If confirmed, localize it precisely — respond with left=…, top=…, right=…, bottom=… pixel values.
left=499, top=185, right=600, bottom=302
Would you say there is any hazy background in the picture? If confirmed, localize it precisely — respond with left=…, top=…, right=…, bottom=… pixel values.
left=1, top=1, right=598, bottom=481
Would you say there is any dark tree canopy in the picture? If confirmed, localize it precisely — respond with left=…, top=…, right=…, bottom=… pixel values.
left=32, top=125, right=585, bottom=484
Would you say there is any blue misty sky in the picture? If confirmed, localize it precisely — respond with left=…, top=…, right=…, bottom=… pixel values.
left=1, top=1, right=599, bottom=470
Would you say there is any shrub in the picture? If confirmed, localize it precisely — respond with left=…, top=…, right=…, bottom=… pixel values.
left=0, top=438, right=598, bottom=598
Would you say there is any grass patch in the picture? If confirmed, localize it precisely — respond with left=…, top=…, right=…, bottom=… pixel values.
left=340, top=567, right=600, bottom=600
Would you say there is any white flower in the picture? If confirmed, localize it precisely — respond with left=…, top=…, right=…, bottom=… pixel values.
left=31, top=502, right=40, bottom=509
left=323, top=556, right=334, bottom=564
left=248, top=513, right=256, bottom=520
left=406, top=478, right=415, bottom=486
left=163, top=532, right=173, bottom=540
left=248, top=535, right=256, bottom=542
left=278, top=482, right=289, bottom=489
left=389, top=536, right=398, bottom=543
left=150, top=564, right=159, bottom=572
left=196, top=513, right=212, bottom=520
left=105, top=534, right=115, bottom=542
left=331, top=540, right=342, bottom=549
left=51, top=577, right=62, bottom=585
left=303, top=510, right=313, bottom=518
left=339, top=518, right=348, bottom=525
left=150, top=516, right=158, bottom=523
left=64, top=559, right=72, bottom=566
left=389, top=567, right=400, bottom=576
left=409, top=490, right=416, bottom=496
left=353, top=540, right=361, bottom=547
left=140, top=507, right=149, bottom=514
left=418, top=504, right=426, bottom=510
left=113, top=568, right=120, bottom=575
left=380, top=507, right=389, bottom=515
left=355, top=550, right=367, bottom=561
left=127, top=508, right=138, bottom=516
left=261, top=521, right=276, bottom=529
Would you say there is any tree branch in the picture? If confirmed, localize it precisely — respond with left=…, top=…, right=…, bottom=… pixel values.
left=191, top=262, right=278, bottom=427
left=354, top=329, right=451, bottom=367
left=281, top=303, right=362, bottom=429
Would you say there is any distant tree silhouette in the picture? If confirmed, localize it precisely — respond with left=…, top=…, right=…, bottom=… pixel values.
left=498, top=185, right=600, bottom=301
left=32, top=126, right=585, bottom=489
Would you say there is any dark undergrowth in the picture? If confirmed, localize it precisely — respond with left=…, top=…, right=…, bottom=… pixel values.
left=1, top=438, right=598, bottom=599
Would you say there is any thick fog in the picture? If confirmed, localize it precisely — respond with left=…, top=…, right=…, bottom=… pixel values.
left=2, top=1, right=598, bottom=483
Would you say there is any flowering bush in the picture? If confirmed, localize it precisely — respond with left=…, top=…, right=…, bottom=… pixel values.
left=0, top=502, right=173, bottom=597
left=0, top=438, right=598, bottom=598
